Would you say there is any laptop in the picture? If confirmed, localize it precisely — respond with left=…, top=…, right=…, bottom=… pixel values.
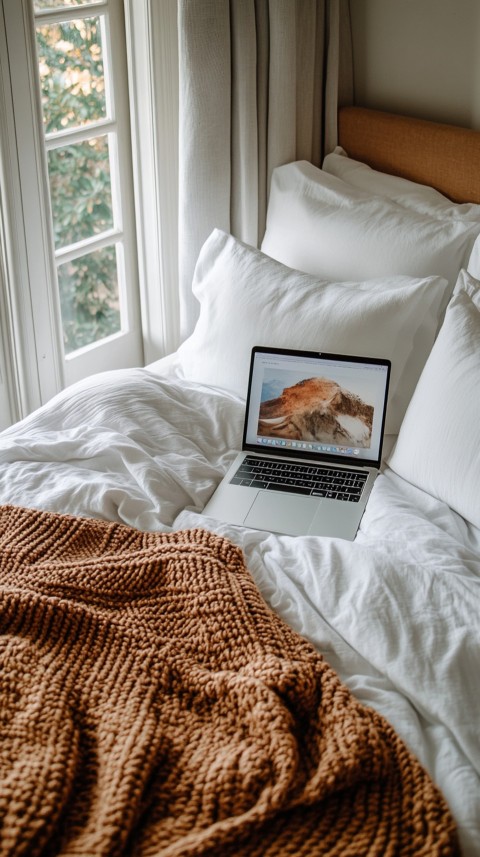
left=203, top=346, right=390, bottom=539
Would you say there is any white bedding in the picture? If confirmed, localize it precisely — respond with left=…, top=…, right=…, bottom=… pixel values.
left=1, top=363, right=479, bottom=856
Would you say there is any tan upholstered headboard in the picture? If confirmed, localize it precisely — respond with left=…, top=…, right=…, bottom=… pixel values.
left=338, top=106, right=480, bottom=204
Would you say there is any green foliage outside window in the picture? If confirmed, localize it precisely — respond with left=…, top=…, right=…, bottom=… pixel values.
left=57, top=245, right=120, bottom=353
left=36, top=16, right=120, bottom=354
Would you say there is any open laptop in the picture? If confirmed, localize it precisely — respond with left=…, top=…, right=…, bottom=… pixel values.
left=203, top=346, right=390, bottom=539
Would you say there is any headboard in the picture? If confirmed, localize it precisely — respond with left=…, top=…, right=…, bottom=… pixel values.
left=338, top=106, right=480, bottom=204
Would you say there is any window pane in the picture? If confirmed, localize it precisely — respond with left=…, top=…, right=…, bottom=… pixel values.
left=57, top=244, right=121, bottom=353
left=36, top=17, right=106, bottom=133
left=48, top=136, right=114, bottom=248
left=34, top=1, right=102, bottom=11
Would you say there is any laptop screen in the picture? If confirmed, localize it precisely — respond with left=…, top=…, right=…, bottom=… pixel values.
left=243, top=347, right=390, bottom=468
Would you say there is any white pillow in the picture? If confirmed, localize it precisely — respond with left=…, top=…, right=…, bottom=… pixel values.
left=176, top=229, right=449, bottom=434
left=261, top=161, right=480, bottom=296
left=388, top=270, right=480, bottom=528
left=323, top=148, right=480, bottom=278
left=323, top=148, right=480, bottom=220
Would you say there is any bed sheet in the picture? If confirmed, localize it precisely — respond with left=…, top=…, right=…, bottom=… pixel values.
left=0, top=364, right=479, bottom=856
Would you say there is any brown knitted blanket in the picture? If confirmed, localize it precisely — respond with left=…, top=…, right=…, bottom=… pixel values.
left=0, top=504, right=459, bottom=857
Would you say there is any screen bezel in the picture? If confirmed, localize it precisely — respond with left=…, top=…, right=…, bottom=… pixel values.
left=242, top=346, right=391, bottom=469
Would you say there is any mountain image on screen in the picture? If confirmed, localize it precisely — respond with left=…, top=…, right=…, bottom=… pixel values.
left=258, top=377, right=373, bottom=447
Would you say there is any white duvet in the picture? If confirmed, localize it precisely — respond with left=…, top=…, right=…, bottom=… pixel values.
left=0, top=365, right=479, bottom=856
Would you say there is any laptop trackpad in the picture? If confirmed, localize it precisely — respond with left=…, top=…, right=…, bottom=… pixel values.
left=243, top=491, right=317, bottom=536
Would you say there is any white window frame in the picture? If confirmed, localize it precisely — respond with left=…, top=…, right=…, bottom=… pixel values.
left=0, top=0, right=179, bottom=424
left=123, top=0, right=179, bottom=365
left=1, top=0, right=62, bottom=414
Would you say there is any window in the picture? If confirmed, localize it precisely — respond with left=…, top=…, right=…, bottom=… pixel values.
left=1, top=0, right=143, bottom=405
left=0, top=0, right=178, bottom=424
left=35, top=2, right=129, bottom=356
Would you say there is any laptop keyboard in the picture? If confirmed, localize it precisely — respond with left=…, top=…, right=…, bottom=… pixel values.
left=230, top=455, right=368, bottom=502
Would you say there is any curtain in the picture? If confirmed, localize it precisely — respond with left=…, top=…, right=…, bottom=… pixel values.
left=178, top=0, right=353, bottom=340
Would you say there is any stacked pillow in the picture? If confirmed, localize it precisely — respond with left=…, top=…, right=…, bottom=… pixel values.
left=323, top=147, right=480, bottom=225
left=261, top=159, right=480, bottom=299
left=176, top=229, right=448, bottom=434
left=322, top=148, right=480, bottom=281
left=388, top=269, right=480, bottom=529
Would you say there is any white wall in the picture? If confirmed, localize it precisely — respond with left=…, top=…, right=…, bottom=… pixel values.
left=350, top=0, right=480, bottom=130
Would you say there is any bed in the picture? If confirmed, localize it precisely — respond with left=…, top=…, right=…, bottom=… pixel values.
left=0, top=107, right=479, bottom=856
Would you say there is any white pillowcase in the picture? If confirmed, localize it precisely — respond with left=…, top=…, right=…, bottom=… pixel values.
left=322, top=148, right=480, bottom=278
left=388, top=270, right=480, bottom=529
left=176, top=229, right=449, bottom=434
left=261, top=161, right=480, bottom=296
left=323, top=147, right=480, bottom=219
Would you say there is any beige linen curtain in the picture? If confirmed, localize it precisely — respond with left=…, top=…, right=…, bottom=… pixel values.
left=178, top=0, right=353, bottom=340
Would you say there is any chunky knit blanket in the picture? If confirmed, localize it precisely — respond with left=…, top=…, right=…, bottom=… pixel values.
left=0, top=504, right=459, bottom=857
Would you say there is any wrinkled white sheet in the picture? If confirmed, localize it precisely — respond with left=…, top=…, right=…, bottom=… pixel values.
left=0, top=366, right=479, bottom=856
